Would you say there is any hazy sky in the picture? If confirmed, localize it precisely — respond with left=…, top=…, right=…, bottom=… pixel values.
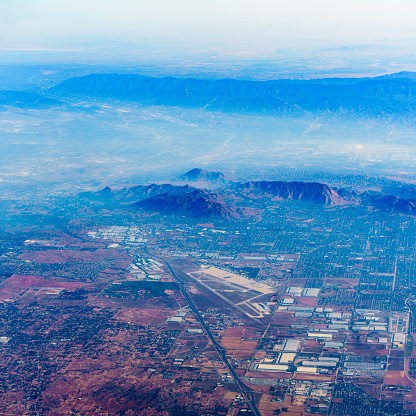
left=2, top=0, right=416, bottom=44
left=1, top=0, right=415, bottom=75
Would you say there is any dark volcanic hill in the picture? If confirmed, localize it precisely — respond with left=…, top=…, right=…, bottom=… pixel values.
left=49, top=72, right=416, bottom=120
left=133, top=189, right=242, bottom=220
left=233, top=180, right=343, bottom=205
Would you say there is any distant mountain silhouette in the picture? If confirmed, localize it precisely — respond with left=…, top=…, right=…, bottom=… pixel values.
left=0, top=90, right=61, bottom=109
left=81, top=186, right=115, bottom=201
left=375, top=71, right=416, bottom=82
left=50, top=73, right=295, bottom=113
left=50, top=72, right=416, bottom=120
left=179, top=168, right=227, bottom=184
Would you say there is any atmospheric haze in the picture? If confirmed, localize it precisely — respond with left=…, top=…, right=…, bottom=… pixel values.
left=1, top=0, right=416, bottom=78
left=3, top=2, right=416, bottom=416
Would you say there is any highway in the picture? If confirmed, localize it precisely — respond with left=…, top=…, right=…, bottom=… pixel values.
left=404, top=297, right=416, bottom=386
left=148, top=249, right=262, bottom=416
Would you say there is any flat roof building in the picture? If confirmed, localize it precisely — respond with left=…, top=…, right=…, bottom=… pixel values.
left=308, top=332, right=333, bottom=339
left=301, top=360, right=337, bottom=368
left=167, top=316, right=185, bottom=323
left=303, top=288, right=320, bottom=297
left=283, top=339, right=300, bottom=351
left=279, top=353, right=296, bottom=364
left=287, top=287, right=303, bottom=296
left=296, top=366, right=318, bottom=374
left=256, top=364, right=289, bottom=372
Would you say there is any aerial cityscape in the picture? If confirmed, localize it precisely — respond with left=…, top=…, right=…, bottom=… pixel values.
left=3, top=0, right=416, bottom=415
left=1, top=167, right=416, bottom=415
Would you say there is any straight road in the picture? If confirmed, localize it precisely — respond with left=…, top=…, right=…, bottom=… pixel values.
left=148, top=249, right=262, bottom=416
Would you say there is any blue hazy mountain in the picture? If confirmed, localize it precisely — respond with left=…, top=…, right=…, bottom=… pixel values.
left=132, top=188, right=243, bottom=220
left=79, top=173, right=416, bottom=219
left=0, top=90, right=61, bottom=109
left=178, top=168, right=228, bottom=185
left=233, top=180, right=344, bottom=205
left=79, top=184, right=243, bottom=220
left=80, top=184, right=196, bottom=201
left=49, top=72, right=416, bottom=120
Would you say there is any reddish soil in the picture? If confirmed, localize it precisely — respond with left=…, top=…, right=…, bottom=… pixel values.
left=19, top=248, right=122, bottom=263
left=0, top=274, right=89, bottom=300
left=384, top=371, right=414, bottom=386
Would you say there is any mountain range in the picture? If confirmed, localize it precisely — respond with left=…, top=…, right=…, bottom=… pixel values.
left=79, top=169, right=416, bottom=220
left=80, top=183, right=245, bottom=220
left=49, top=71, right=416, bottom=121
left=233, top=180, right=343, bottom=205
left=133, top=189, right=243, bottom=220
